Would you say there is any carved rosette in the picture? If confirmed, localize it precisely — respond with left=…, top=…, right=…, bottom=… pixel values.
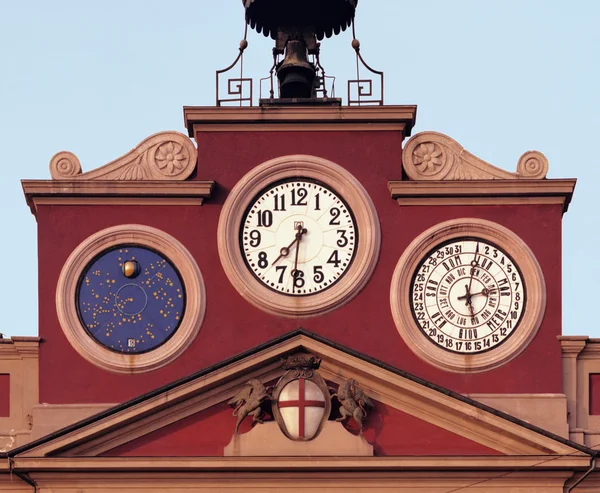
left=403, top=132, right=549, bottom=181
left=49, top=131, right=197, bottom=181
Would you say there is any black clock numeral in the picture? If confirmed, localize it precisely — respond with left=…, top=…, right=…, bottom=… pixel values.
left=273, top=194, right=286, bottom=212
left=329, top=207, right=341, bottom=225
left=257, top=210, right=273, bottom=228
left=327, top=250, right=341, bottom=268
left=314, top=193, right=321, bottom=210
left=336, top=229, right=349, bottom=247
left=291, top=187, right=308, bottom=206
left=257, top=252, right=269, bottom=269
left=276, top=265, right=287, bottom=283
left=249, top=230, right=261, bottom=247
left=293, top=269, right=305, bottom=288
left=313, top=265, right=324, bottom=283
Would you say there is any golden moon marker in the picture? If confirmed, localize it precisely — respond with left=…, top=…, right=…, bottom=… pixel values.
left=123, top=260, right=141, bottom=279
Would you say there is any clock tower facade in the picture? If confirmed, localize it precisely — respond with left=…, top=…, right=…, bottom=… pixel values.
left=1, top=2, right=599, bottom=492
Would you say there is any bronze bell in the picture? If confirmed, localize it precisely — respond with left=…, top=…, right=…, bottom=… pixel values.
left=244, top=0, right=357, bottom=100
left=277, top=40, right=316, bottom=99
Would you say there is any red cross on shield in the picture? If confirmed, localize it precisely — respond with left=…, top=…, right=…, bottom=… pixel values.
left=278, top=377, right=326, bottom=440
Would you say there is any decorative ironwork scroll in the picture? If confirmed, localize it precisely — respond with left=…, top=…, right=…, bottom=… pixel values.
left=348, top=22, right=384, bottom=106
left=216, top=24, right=253, bottom=107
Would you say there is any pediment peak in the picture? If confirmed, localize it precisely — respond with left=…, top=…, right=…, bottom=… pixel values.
left=6, top=330, right=590, bottom=459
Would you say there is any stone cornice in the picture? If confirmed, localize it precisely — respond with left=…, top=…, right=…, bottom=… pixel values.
left=558, top=336, right=590, bottom=357
left=22, top=180, right=214, bottom=218
left=2, top=455, right=591, bottom=472
left=388, top=179, right=576, bottom=213
left=184, top=105, right=417, bottom=135
left=0, top=337, right=40, bottom=359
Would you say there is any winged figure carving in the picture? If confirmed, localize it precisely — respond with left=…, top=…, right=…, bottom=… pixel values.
left=228, top=379, right=270, bottom=434
left=333, top=378, right=373, bottom=434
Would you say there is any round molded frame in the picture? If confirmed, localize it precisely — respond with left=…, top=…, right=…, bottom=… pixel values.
left=218, top=154, right=381, bottom=318
left=390, top=218, right=546, bottom=373
left=56, top=224, right=205, bottom=374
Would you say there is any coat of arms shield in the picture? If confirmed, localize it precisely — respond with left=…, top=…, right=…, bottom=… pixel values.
left=272, top=354, right=331, bottom=441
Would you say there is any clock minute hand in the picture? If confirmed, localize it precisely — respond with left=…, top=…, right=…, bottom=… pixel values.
left=291, top=226, right=308, bottom=275
left=467, top=242, right=479, bottom=295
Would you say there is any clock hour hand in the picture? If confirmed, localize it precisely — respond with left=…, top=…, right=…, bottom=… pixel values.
left=470, top=287, right=497, bottom=298
left=272, top=225, right=307, bottom=266
left=272, top=238, right=298, bottom=266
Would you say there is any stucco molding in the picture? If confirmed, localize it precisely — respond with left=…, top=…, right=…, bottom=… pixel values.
left=49, top=131, right=197, bottom=181
left=402, top=131, right=549, bottom=181
left=55, top=224, right=205, bottom=374
left=390, top=218, right=546, bottom=374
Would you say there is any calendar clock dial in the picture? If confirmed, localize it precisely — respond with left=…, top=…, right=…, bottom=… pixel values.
left=390, top=219, right=546, bottom=373
left=411, top=238, right=525, bottom=355
left=240, top=179, right=357, bottom=296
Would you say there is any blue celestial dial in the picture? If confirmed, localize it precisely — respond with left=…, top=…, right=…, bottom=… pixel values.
left=76, top=246, right=185, bottom=354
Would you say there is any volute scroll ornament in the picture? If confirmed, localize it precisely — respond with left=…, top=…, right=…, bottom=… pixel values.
left=403, top=131, right=549, bottom=181
left=49, top=131, right=197, bottom=181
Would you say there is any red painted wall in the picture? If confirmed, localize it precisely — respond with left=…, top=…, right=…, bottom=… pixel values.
left=37, top=129, right=564, bottom=404
left=590, top=374, right=600, bottom=415
left=101, top=401, right=501, bottom=457
left=0, top=374, right=9, bottom=417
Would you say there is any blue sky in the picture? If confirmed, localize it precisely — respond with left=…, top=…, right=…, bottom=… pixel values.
left=1, top=1, right=598, bottom=337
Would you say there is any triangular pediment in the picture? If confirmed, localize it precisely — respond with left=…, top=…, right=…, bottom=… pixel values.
left=11, top=330, right=589, bottom=459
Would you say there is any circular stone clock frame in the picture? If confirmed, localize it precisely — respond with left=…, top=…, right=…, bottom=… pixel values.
left=390, top=218, right=546, bottom=373
left=56, top=224, right=205, bottom=374
left=218, top=155, right=381, bottom=318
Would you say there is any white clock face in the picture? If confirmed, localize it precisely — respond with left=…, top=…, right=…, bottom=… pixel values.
left=411, top=238, right=526, bottom=354
left=240, top=178, right=358, bottom=296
